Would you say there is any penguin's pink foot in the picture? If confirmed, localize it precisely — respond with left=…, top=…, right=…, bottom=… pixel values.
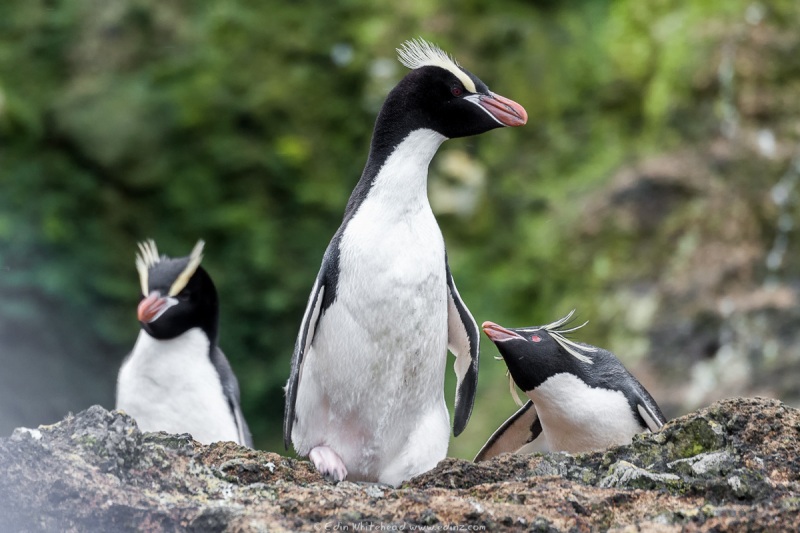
left=309, top=446, right=347, bottom=482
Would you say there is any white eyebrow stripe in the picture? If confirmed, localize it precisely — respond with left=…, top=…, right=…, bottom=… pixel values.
left=551, top=332, right=595, bottom=364
left=522, top=310, right=598, bottom=364
left=397, top=38, right=477, bottom=93
left=557, top=320, right=590, bottom=334
left=542, top=309, right=577, bottom=331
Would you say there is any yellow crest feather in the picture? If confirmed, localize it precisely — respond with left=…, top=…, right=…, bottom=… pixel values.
left=135, top=239, right=160, bottom=296
left=168, top=240, right=205, bottom=297
left=396, top=38, right=477, bottom=93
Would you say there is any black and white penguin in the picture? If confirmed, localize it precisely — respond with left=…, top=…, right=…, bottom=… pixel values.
left=475, top=311, right=665, bottom=461
left=116, top=239, right=252, bottom=447
left=284, top=39, right=527, bottom=486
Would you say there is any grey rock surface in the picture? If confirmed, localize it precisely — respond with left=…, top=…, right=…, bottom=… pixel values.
left=1, top=397, right=799, bottom=531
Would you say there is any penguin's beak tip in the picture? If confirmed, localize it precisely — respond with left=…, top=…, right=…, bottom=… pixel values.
left=137, top=292, right=168, bottom=323
left=482, top=322, right=522, bottom=342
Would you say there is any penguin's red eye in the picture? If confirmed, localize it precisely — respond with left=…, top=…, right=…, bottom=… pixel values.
left=451, top=86, right=463, bottom=97
left=531, top=335, right=542, bottom=342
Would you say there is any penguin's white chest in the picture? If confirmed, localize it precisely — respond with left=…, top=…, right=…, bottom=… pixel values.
left=292, top=129, right=452, bottom=483
left=339, top=196, right=447, bottom=331
left=116, top=328, right=240, bottom=445
left=318, top=129, right=450, bottom=393
left=319, top=194, right=449, bottom=403
left=529, top=373, right=644, bottom=453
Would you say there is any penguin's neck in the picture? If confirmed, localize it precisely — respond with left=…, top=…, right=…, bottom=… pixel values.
left=345, top=128, right=446, bottom=218
left=142, top=315, right=219, bottom=358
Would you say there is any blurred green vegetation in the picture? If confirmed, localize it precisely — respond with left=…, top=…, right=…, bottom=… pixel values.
left=1, top=0, right=797, bottom=458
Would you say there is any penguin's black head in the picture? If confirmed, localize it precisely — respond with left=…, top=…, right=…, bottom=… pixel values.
left=135, top=240, right=218, bottom=342
left=385, top=39, right=527, bottom=139
left=482, top=311, right=598, bottom=392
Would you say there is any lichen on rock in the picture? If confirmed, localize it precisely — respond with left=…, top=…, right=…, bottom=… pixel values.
left=1, top=397, right=799, bottom=531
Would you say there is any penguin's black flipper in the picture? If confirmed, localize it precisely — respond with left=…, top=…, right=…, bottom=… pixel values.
left=211, top=346, right=253, bottom=448
left=474, top=400, right=547, bottom=462
left=631, top=385, right=667, bottom=433
left=445, top=254, right=480, bottom=437
left=283, top=275, right=326, bottom=449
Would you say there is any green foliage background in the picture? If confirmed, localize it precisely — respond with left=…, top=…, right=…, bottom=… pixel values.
left=1, top=0, right=797, bottom=458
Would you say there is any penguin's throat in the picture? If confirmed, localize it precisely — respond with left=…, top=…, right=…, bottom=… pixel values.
left=369, top=129, right=446, bottom=204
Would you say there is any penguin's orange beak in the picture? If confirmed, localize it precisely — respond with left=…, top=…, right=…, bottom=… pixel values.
left=482, top=321, right=525, bottom=342
left=478, top=93, right=527, bottom=127
left=138, top=292, right=170, bottom=323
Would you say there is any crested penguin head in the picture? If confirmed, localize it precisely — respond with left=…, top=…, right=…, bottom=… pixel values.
left=482, top=310, right=668, bottom=448
left=134, top=239, right=218, bottom=342
left=481, top=310, right=599, bottom=393
left=385, top=39, right=527, bottom=139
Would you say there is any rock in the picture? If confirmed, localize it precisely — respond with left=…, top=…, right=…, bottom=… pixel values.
left=1, top=398, right=799, bottom=531
left=598, top=461, right=682, bottom=490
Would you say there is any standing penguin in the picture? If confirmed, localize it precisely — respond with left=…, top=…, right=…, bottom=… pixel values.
left=116, top=240, right=252, bottom=447
left=476, top=311, right=665, bottom=461
left=284, top=39, right=527, bottom=485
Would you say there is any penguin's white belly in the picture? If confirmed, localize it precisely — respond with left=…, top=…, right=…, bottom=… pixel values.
left=294, top=199, right=450, bottom=484
left=529, top=373, right=644, bottom=453
left=116, top=328, right=241, bottom=445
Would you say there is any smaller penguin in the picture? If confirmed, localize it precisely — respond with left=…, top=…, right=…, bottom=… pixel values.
left=116, top=239, right=252, bottom=447
left=475, top=311, right=665, bottom=461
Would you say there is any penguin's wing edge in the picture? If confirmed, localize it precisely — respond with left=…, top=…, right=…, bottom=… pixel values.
left=474, top=400, right=546, bottom=462
left=211, top=347, right=253, bottom=448
left=283, top=276, right=325, bottom=450
left=637, top=402, right=666, bottom=433
left=445, top=255, right=479, bottom=437
left=630, top=381, right=667, bottom=433
left=234, top=403, right=253, bottom=448
left=114, top=350, right=134, bottom=409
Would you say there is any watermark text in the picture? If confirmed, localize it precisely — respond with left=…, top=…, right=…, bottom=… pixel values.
left=313, top=522, right=486, bottom=532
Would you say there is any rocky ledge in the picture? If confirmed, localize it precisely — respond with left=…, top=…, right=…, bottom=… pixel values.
left=1, top=397, right=799, bottom=532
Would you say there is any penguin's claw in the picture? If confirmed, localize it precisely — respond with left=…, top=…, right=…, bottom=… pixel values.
left=309, top=445, right=348, bottom=482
